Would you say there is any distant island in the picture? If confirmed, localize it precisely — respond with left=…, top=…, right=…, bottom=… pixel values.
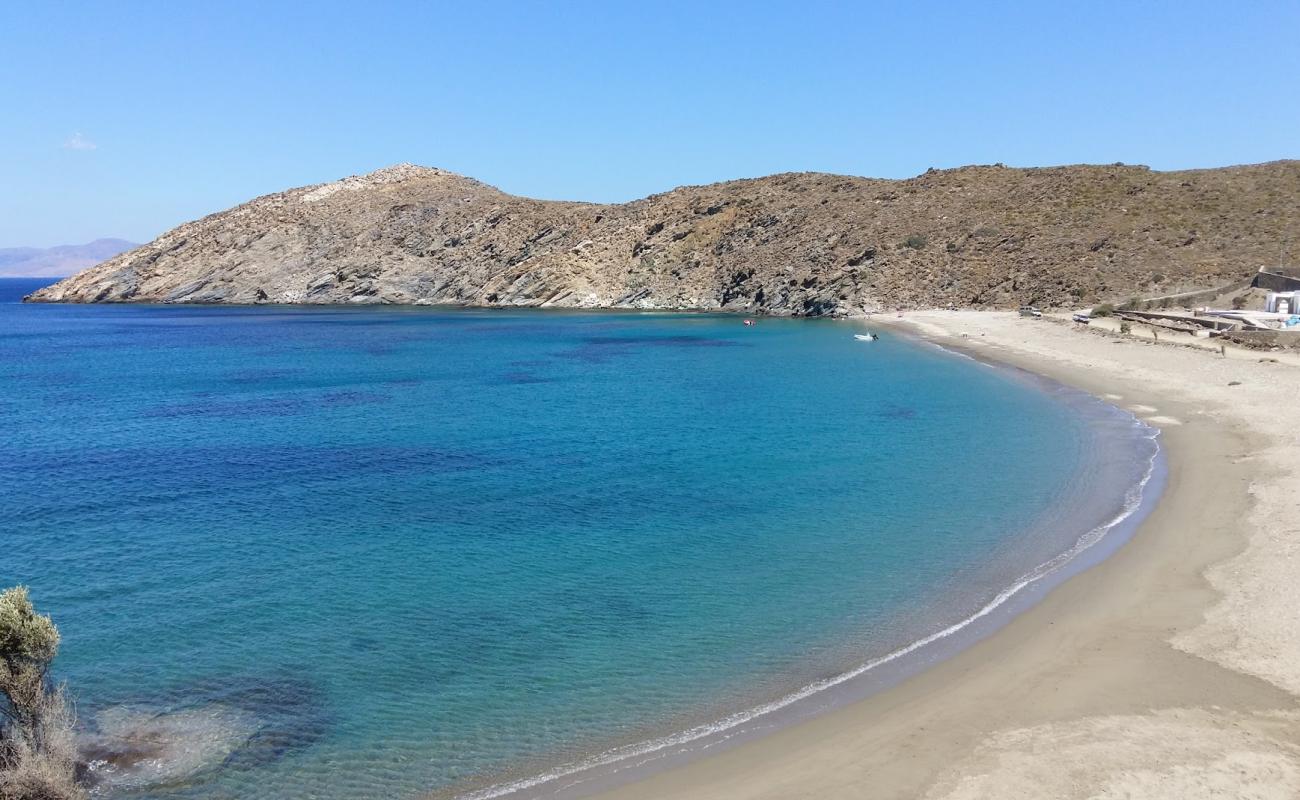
left=26, top=162, right=1300, bottom=314
left=0, top=239, right=138, bottom=278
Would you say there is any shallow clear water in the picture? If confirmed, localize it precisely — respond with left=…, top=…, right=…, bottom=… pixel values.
left=1, top=279, right=1153, bottom=798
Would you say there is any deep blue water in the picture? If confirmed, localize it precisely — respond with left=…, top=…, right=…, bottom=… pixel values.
left=1, top=279, right=1153, bottom=799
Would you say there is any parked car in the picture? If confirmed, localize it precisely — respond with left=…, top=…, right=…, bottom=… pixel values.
left=1018, top=306, right=1043, bottom=318
left=1072, top=312, right=1092, bottom=324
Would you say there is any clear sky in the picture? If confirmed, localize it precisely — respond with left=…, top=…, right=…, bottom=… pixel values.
left=2, top=0, right=1297, bottom=247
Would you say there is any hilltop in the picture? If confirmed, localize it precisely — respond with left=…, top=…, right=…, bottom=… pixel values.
left=26, top=161, right=1300, bottom=315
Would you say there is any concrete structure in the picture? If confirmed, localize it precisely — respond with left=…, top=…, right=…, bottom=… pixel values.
left=1253, top=267, right=1300, bottom=293
left=1265, top=291, right=1300, bottom=315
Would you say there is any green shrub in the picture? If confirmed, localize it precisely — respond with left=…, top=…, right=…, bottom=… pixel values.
left=0, top=587, right=85, bottom=800
left=1119, top=321, right=1132, bottom=334
left=1092, top=303, right=1115, bottom=317
left=1232, top=295, right=1248, bottom=310
left=902, top=234, right=928, bottom=250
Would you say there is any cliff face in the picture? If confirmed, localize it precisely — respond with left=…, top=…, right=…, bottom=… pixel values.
left=27, top=161, right=1300, bottom=315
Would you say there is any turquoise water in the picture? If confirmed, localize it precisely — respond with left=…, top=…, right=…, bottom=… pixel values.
left=1, top=279, right=1154, bottom=799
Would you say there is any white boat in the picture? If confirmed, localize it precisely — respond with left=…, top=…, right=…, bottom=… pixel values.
left=854, top=333, right=878, bottom=342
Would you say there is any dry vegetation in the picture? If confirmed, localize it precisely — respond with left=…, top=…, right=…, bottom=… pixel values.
left=0, top=588, right=84, bottom=800
left=30, top=161, right=1300, bottom=315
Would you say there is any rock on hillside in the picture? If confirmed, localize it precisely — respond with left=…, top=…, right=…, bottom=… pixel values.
left=27, top=161, right=1300, bottom=315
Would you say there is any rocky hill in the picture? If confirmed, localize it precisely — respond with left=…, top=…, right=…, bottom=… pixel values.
left=26, top=161, right=1300, bottom=315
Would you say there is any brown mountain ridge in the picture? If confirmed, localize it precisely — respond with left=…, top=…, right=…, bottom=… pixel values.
left=27, top=160, right=1300, bottom=315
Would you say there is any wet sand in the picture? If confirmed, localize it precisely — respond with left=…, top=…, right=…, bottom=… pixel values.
left=583, top=310, right=1300, bottom=800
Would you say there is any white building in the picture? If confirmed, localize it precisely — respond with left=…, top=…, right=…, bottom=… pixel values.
left=1265, top=291, right=1300, bottom=315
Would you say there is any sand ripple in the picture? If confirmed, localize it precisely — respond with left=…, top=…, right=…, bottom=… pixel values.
left=923, top=709, right=1300, bottom=800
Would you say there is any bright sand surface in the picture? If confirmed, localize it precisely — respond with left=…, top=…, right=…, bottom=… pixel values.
left=584, top=310, right=1300, bottom=800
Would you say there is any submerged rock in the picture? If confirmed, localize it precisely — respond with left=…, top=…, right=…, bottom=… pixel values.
left=79, top=704, right=262, bottom=792
left=77, top=675, right=331, bottom=794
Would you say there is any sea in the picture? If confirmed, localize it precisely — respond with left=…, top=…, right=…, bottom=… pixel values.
left=0, top=277, right=1159, bottom=799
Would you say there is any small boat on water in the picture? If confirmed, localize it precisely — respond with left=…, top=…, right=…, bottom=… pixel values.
left=854, top=333, right=879, bottom=342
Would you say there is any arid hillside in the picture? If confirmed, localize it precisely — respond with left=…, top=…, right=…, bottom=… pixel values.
left=28, top=161, right=1300, bottom=315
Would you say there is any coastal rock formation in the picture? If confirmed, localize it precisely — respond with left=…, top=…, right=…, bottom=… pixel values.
left=27, top=161, right=1300, bottom=315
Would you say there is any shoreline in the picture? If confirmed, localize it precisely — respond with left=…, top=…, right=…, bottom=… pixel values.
left=449, top=317, right=1164, bottom=800
left=568, top=311, right=1300, bottom=799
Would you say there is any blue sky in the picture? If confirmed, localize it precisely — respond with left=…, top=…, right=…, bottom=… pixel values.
left=2, top=0, right=1297, bottom=247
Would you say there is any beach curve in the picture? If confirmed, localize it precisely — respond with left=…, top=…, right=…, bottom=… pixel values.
left=451, top=317, right=1171, bottom=800
left=570, top=310, right=1300, bottom=800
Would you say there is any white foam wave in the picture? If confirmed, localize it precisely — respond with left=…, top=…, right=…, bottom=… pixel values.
left=459, top=409, right=1163, bottom=799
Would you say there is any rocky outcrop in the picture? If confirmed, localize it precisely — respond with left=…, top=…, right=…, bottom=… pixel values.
left=27, top=161, right=1300, bottom=315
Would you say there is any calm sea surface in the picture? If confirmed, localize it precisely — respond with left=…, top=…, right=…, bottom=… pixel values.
left=0, top=278, right=1155, bottom=798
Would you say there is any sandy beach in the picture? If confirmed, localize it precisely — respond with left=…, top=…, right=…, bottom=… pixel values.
left=583, top=310, right=1300, bottom=800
